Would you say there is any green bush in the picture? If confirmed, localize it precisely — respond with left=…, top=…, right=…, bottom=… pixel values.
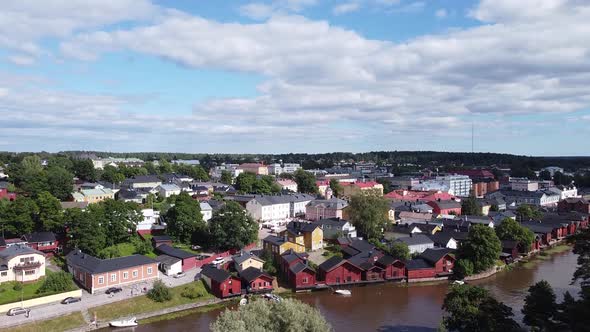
left=13, top=282, right=23, bottom=291
left=147, top=280, right=172, bottom=302
left=36, top=271, right=76, bottom=294
left=181, top=284, right=208, bottom=299
left=454, top=259, right=474, bottom=279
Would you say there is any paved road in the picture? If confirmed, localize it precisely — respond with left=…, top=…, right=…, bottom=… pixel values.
left=0, top=268, right=204, bottom=329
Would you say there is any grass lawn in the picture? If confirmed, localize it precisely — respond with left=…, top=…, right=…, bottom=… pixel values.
left=544, top=244, right=571, bottom=255
left=105, top=243, right=137, bottom=257
left=0, top=312, right=86, bottom=332
left=91, top=280, right=214, bottom=321
left=139, top=302, right=227, bottom=324
left=0, top=270, right=77, bottom=305
left=173, top=243, right=202, bottom=255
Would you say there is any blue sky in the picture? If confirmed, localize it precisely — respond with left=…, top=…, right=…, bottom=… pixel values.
left=0, top=0, right=589, bottom=156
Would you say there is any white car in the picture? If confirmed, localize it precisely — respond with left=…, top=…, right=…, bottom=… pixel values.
left=212, top=257, right=225, bottom=265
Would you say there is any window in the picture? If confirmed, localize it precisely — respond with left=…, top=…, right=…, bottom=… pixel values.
left=147, top=267, right=153, bottom=275
left=25, top=270, right=35, bottom=275
left=132, top=270, right=138, bottom=278
left=111, top=273, right=117, bottom=282
left=303, top=277, right=308, bottom=283
left=123, top=272, right=128, bottom=279
left=1, top=272, right=7, bottom=277
left=80, top=273, right=85, bottom=282
left=98, top=277, right=104, bottom=284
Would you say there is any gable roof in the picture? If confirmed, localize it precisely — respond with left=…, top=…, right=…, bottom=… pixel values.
left=155, top=254, right=181, bottom=266
left=201, top=265, right=232, bottom=283
left=348, top=251, right=380, bottom=270
left=289, top=261, right=315, bottom=274
left=151, top=235, right=172, bottom=242
left=376, top=255, right=401, bottom=266
left=285, top=221, right=321, bottom=234
left=406, top=258, right=432, bottom=270
left=0, top=245, right=43, bottom=260
left=240, top=267, right=273, bottom=283
left=263, top=235, right=289, bottom=247
left=21, top=232, right=56, bottom=243
left=429, top=200, right=461, bottom=210
left=395, top=234, right=434, bottom=246
left=281, top=250, right=309, bottom=264
left=66, top=250, right=156, bottom=274
left=315, top=218, right=349, bottom=228
left=155, top=244, right=197, bottom=259
left=318, top=256, right=344, bottom=272
left=419, top=248, right=453, bottom=265
left=233, top=252, right=264, bottom=266
left=428, top=232, right=455, bottom=246
left=307, top=198, right=349, bottom=209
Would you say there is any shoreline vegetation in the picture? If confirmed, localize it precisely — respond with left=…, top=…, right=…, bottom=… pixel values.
left=1, top=241, right=575, bottom=332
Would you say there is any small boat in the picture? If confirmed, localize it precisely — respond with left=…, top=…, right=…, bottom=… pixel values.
left=334, top=289, right=351, bottom=296
left=239, top=298, right=248, bottom=306
left=109, top=317, right=138, bottom=327
left=263, top=293, right=282, bottom=302
left=452, top=280, right=465, bottom=285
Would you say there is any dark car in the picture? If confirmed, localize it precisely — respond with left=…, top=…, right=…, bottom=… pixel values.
left=105, top=287, right=123, bottom=295
left=61, top=297, right=82, bottom=304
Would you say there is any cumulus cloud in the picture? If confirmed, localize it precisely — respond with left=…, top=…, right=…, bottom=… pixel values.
left=238, top=0, right=318, bottom=19
left=435, top=9, right=447, bottom=18
left=333, top=3, right=361, bottom=15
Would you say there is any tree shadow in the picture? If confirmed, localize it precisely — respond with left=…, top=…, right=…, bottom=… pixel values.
left=377, top=325, right=437, bottom=332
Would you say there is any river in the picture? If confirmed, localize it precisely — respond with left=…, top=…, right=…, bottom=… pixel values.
left=130, top=249, right=580, bottom=332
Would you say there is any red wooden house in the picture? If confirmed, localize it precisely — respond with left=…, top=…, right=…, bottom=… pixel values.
left=21, top=232, right=59, bottom=255
left=522, top=223, right=554, bottom=246
left=151, top=235, right=173, bottom=248
left=200, top=266, right=241, bottom=298
left=288, top=262, right=316, bottom=290
left=406, top=248, right=454, bottom=280
left=317, top=256, right=362, bottom=285
left=240, top=267, right=274, bottom=293
left=155, top=244, right=197, bottom=272
left=0, top=188, right=16, bottom=201
left=347, top=251, right=384, bottom=281
left=558, top=197, right=590, bottom=214
left=427, top=200, right=462, bottom=215
left=500, top=240, right=520, bottom=263
left=280, top=250, right=309, bottom=277
left=375, top=255, right=406, bottom=280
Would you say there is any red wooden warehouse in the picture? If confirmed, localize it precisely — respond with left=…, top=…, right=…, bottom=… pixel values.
left=200, top=266, right=241, bottom=298
left=317, top=256, right=362, bottom=285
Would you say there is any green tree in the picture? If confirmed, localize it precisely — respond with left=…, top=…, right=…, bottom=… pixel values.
left=1, top=196, right=38, bottom=237
left=442, top=285, right=521, bottom=332
left=388, top=241, right=410, bottom=260
left=144, top=161, right=158, bottom=175
left=490, top=204, right=499, bottom=212
left=495, top=218, right=535, bottom=252
left=36, top=271, right=76, bottom=294
left=522, top=280, right=557, bottom=331
left=211, top=298, right=332, bottom=332
left=235, top=172, right=257, bottom=193
left=66, top=208, right=106, bottom=256
left=147, top=280, right=172, bottom=302
left=208, top=201, right=258, bottom=250
left=461, top=195, right=480, bottom=216
left=100, top=165, right=125, bottom=184
left=329, top=179, right=343, bottom=197
left=35, top=191, right=64, bottom=233
left=165, top=192, right=205, bottom=244
left=516, top=205, right=543, bottom=222
left=348, top=191, right=389, bottom=240
left=538, top=170, right=552, bottom=181
left=457, top=224, right=501, bottom=273
left=293, top=169, right=318, bottom=194
left=48, top=155, right=74, bottom=171
left=11, top=155, right=48, bottom=197
left=454, top=259, right=474, bottom=279
left=72, top=159, right=96, bottom=182
left=220, top=170, right=233, bottom=184
left=46, top=166, right=74, bottom=201
left=260, top=249, right=278, bottom=275
left=99, top=199, right=142, bottom=246
left=376, top=178, right=392, bottom=194
left=158, top=159, right=172, bottom=174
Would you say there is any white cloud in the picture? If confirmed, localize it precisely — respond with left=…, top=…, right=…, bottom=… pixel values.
left=238, top=0, right=318, bottom=19
left=6, top=54, right=36, bottom=66
left=387, top=1, right=425, bottom=14
left=239, top=3, right=275, bottom=20
left=435, top=9, right=447, bottom=18
left=333, top=3, right=361, bottom=15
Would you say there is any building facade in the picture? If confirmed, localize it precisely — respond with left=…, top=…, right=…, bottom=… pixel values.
left=0, top=245, right=46, bottom=284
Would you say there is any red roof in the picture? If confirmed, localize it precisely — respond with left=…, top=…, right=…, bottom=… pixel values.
left=316, top=180, right=330, bottom=187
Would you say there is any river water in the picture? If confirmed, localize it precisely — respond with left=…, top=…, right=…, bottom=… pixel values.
left=130, top=249, right=580, bottom=332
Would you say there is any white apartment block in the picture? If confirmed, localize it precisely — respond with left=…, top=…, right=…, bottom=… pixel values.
left=510, top=178, right=539, bottom=192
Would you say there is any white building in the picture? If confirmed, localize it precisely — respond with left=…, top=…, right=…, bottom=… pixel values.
left=238, top=194, right=315, bottom=222
left=210, top=164, right=243, bottom=179
left=0, top=245, right=46, bottom=284
left=412, top=174, right=472, bottom=196
left=510, top=178, right=539, bottom=192
left=268, top=163, right=301, bottom=175
left=276, top=179, right=298, bottom=192
left=200, top=202, right=213, bottom=222
left=156, top=184, right=182, bottom=198
left=137, top=209, right=165, bottom=233
left=549, top=185, right=578, bottom=200
left=91, top=157, right=144, bottom=170
left=395, top=234, right=435, bottom=254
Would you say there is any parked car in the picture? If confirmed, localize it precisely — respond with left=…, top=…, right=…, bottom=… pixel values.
left=191, top=245, right=202, bottom=251
left=173, top=272, right=186, bottom=279
left=105, top=287, right=123, bottom=295
left=212, top=257, right=225, bottom=265
left=61, top=297, right=82, bottom=304
left=7, top=307, right=30, bottom=316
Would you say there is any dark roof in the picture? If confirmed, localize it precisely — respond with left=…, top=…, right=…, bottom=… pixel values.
left=395, top=234, right=434, bottom=246
left=388, top=224, right=416, bottom=235
left=376, top=255, right=399, bottom=266
left=125, top=175, right=161, bottom=184
left=151, top=235, right=172, bottom=242
left=286, top=221, right=321, bottom=234
left=348, top=239, right=375, bottom=252
left=430, top=200, right=461, bottom=209
left=263, top=235, right=287, bottom=246
left=66, top=250, right=157, bottom=274
left=22, top=232, right=56, bottom=243
left=155, top=254, right=181, bottom=266
left=406, top=258, right=432, bottom=270
left=233, top=252, right=264, bottom=265
left=154, top=244, right=196, bottom=259
left=240, top=267, right=272, bottom=283
left=521, top=222, right=555, bottom=234
left=419, top=248, right=453, bottom=265
left=289, top=261, right=315, bottom=274
left=341, top=246, right=361, bottom=257
left=201, top=265, right=232, bottom=283
left=0, top=245, right=43, bottom=260
left=281, top=250, right=309, bottom=264
left=315, top=218, right=349, bottom=228
left=412, top=223, right=439, bottom=233
left=117, top=189, right=141, bottom=199
left=428, top=232, right=455, bottom=246
left=318, top=256, right=344, bottom=272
